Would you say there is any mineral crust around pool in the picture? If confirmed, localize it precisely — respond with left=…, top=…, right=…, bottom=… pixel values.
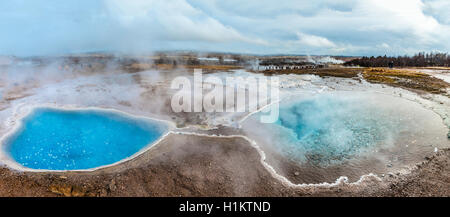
left=1, top=108, right=168, bottom=171
left=242, top=91, right=450, bottom=183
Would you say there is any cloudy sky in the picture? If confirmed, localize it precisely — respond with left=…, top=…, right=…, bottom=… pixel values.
left=0, top=0, right=449, bottom=56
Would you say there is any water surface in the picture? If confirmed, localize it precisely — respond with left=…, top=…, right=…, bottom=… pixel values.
left=242, top=92, right=449, bottom=183
left=3, top=108, right=168, bottom=170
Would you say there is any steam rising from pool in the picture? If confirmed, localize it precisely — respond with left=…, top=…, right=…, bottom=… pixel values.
left=2, top=108, right=168, bottom=170
left=276, top=94, right=400, bottom=165
left=242, top=91, right=449, bottom=183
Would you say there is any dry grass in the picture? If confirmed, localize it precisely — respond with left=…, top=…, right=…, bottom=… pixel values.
left=416, top=67, right=450, bottom=71
left=124, top=63, right=241, bottom=73
left=261, top=67, right=363, bottom=78
left=183, top=64, right=242, bottom=73
left=363, top=67, right=449, bottom=94
left=124, top=63, right=449, bottom=94
left=260, top=66, right=449, bottom=94
left=155, top=64, right=176, bottom=70
left=364, top=68, right=428, bottom=78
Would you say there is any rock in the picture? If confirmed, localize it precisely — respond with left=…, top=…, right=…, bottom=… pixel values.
left=387, top=164, right=392, bottom=168
left=294, top=172, right=300, bottom=176
left=49, top=184, right=87, bottom=197
left=100, top=189, right=108, bottom=197
left=49, top=185, right=72, bottom=197
left=109, top=179, right=117, bottom=191
left=71, top=187, right=87, bottom=197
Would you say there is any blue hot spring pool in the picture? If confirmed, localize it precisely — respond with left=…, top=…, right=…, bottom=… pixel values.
left=273, top=94, right=399, bottom=165
left=2, top=108, right=168, bottom=170
left=242, top=92, right=449, bottom=182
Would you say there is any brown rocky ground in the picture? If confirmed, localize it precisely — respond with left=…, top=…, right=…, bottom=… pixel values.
left=1, top=133, right=449, bottom=197
left=0, top=134, right=290, bottom=197
left=377, top=149, right=450, bottom=197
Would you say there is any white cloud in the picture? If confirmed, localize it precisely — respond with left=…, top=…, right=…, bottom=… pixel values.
left=423, top=0, right=450, bottom=25
left=105, top=0, right=261, bottom=43
left=379, top=43, right=390, bottom=49
left=0, top=0, right=449, bottom=56
left=296, top=32, right=336, bottom=48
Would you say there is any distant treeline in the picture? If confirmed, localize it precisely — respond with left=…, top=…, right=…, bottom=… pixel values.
left=344, top=52, right=450, bottom=67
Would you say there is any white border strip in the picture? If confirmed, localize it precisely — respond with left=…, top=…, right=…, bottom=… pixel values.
left=0, top=103, right=175, bottom=173
left=173, top=131, right=382, bottom=188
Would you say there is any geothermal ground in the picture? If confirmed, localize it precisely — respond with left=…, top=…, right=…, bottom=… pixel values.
left=0, top=56, right=450, bottom=196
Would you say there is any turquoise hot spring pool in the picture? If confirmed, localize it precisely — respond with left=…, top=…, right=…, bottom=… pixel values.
left=242, top=92, right=449, bottom=183
left=2, top=108, right=168, bottom=170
